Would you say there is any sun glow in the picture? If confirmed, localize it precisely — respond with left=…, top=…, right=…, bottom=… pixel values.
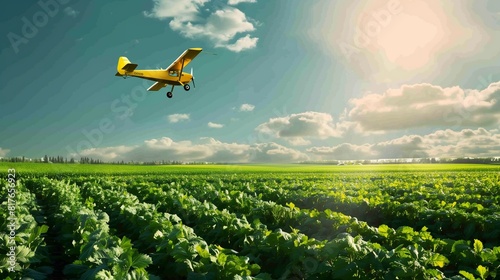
left=309, top=1, right=490, bottom=81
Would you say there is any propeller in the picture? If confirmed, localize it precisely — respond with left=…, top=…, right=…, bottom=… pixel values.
left=191, top=68, right=196, bottom=88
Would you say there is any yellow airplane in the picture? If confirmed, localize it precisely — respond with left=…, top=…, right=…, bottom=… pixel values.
left=115, top=48, right=202, bottom=98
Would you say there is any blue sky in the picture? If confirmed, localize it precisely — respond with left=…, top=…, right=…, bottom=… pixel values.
left=1, top=0, right=500, bottom=163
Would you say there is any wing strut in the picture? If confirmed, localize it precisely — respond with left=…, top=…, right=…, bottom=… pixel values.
left=178, top=58, right=185, bottom=83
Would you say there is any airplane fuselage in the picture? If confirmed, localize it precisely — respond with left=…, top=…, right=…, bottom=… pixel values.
left=125, top=70, right=193, bottom=85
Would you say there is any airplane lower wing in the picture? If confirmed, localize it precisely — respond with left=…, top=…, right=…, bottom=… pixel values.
left=147, top=82, right=166, bottom=91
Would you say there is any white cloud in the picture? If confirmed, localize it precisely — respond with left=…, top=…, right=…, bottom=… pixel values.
left=307, top=128, right=500, bottom=160
left=223, top=34, right=259, bottom=52
left=251, top=142, right=309, bottom=163
left=76, top=146, right=136, bottom=161
left=308, top=143, right=374, bottom=160
left=423, top=128, right=500, bottom=157
left=66, top=126, right=500, bottom=163
left=208, top=122, right=224, bottom=128
left=348, top=82, right=500, bottom=131
left=239, top=103, right=255, bottom=112
left=228, top=0, right=256, bottom=5
left=287, top=137, right=312, bottom=146
left=0, top=147, right=10, bottom=157
left=168, top=113, right=190, bottom=123
left=144, top=0, right=209, bottom=21
left=69, top=137, right=307, bottom=163
left=253, top=81, right=500, bottom=140
left=145, top=1, right=258, bottom=52
left=256, top=112, right=347, bottom=145
left=64, top=7, right=79, bottom=18
left=373, top=135, right=428, bottom=159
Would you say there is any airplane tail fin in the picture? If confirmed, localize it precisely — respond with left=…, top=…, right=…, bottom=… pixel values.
left=116, top=57, right=138, bottom=76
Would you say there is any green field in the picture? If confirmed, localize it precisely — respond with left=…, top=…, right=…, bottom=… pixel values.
left=2, top=162, right=499, bottom=175
left=1, top=163, right=500, bottom=279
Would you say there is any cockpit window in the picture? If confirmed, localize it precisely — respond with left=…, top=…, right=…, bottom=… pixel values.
left=169, top=71, right=178, bottom=77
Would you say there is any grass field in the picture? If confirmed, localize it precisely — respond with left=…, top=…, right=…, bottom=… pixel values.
left=2, top=162, right=499, bottom=175
left=1, top=163, right=500, bottom=279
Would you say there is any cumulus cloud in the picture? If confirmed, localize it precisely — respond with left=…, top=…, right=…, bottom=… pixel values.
left=373, top=135, right=429, bottom=159
left=223, top=34, right=259, bottom=52
left=208, top=122, right=224, bottom=128
left=239, top=103, right=255, bottom=112
left=348, top=82, right=500, bottom=131
left=308, top=143, right=374, bottom=160
left=144, top=0, right=209, bottom=21
left=256, top=111, right=348, bottom=145
left=0, top=147, right=10, bottom=157
left=228, top=0, right=256, bottom=5
left=287, top=137, right=312, bottom=146
left=168, top=113, right=190, bottom=123
left=145, top=0, right=259, bottom=52
left=251, top=142, right=309, bottom=163
left=307, top=128, right=500, bottom=160
left=248, top=80, right=500, bottom=150
left=423, top=128, right=500, bottom=157
left=76, top=146, right=136, bottom=161
left=67, top=126, right=500, bottom=163
left=69, top=137, right=307, bottom=163
left=253, top=81, right=500, bottom=139
left=64, top=7, right=79, bottom=17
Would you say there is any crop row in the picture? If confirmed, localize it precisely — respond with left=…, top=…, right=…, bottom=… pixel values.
left=77, top=178, right=269, bottom=279
left=106, top=174, right=500, bottom=279
left=3, top=170, right=499, bottom=279
left=24, top=178, right=155, bottom=279
left=196, top=172, right=500, bottom=243
left=98, top=177, right=462, bottom=279
left=0, top=180, right=50, bottom=279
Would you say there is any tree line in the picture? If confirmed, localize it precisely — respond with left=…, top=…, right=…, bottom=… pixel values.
left=0, top=156, right=214, bottom=165
left=1, top=155, right=498, bottom=165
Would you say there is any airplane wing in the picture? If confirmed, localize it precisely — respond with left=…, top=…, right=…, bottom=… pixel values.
left=165, top=48, right=202, bottom=72
left=147, top=82, right=166, bottom=91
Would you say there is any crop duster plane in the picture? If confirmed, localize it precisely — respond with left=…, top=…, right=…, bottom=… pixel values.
left=115, top=48, right=202, bottom=98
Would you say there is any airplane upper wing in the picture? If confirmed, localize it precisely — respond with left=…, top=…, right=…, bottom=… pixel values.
left=147, top=82, right=166, bottom=91
left=165, top=48, right=202, bottom=72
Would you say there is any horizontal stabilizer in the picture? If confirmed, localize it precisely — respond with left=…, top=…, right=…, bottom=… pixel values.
left=122, top=63, right=138, bottom=72
left=147, top=82, right=167, bottom=91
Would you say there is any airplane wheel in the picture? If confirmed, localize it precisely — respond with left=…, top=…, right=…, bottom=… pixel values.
left=183, top=84, right=190, bottom=91
left=166, top=92, right=173, bottom=98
